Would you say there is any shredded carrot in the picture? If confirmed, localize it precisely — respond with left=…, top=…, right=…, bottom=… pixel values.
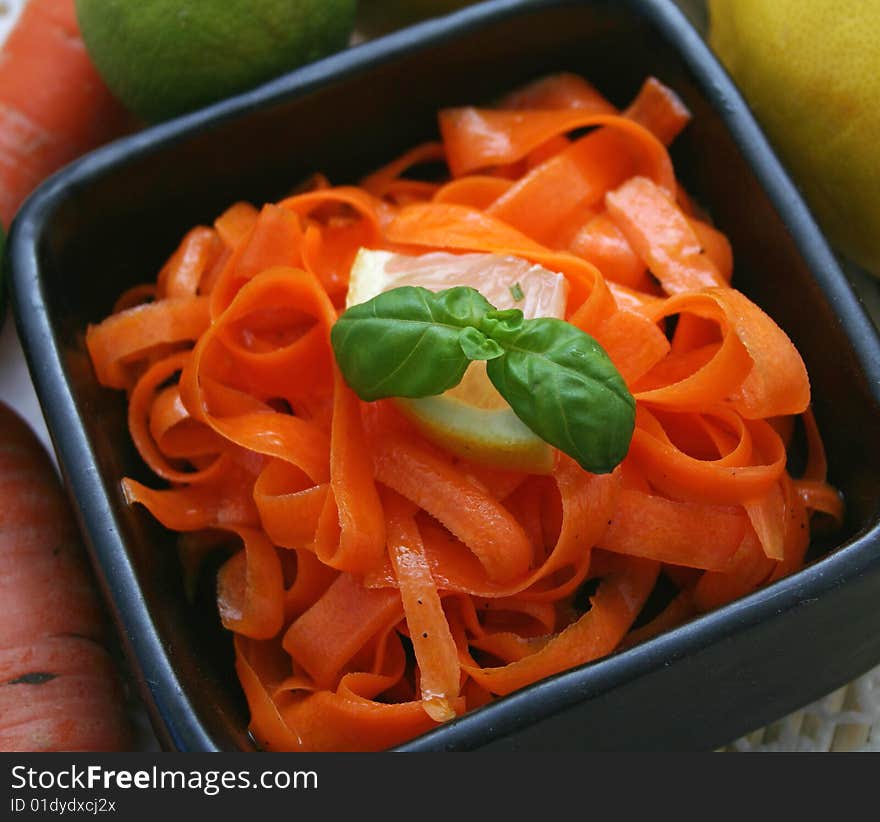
left=383, top=489, right=460, bottom=722
left=85, top=73, right=842, bottom=751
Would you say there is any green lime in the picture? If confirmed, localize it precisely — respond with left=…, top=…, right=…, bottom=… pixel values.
left=75, top=0, right=357, bottom=123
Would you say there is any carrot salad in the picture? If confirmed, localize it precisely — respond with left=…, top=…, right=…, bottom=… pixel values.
left=86, top=74, right=843, bottom=751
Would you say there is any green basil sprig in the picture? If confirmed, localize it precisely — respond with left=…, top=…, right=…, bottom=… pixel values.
left=330, top=285, right=635, bottom=473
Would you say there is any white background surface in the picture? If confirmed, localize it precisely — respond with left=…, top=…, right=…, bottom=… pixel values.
left=0, top=1, right=49, bottom=449
left=0, top=310, right=50, bottom=451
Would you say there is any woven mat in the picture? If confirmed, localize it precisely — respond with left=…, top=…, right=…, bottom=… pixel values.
left=2, top=0, right=879, bottom=752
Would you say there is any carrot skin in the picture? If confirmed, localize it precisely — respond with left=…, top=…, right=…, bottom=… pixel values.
left=0, top=402, right=130, bottom=751
left=0, top=0, right=135, bottom=225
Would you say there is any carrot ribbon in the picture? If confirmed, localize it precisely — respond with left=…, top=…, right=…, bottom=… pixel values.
left=85, top=73, right=840, bottom=752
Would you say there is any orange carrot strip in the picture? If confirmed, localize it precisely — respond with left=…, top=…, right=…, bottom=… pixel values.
left=710, top=289, right=811, bottom=419
left=768, top=474, right=811, bottom=583
left=432, top=175, right=513, bottom=209
left=591, top=309, right=671, bottom=385
left=794, top=479, right=844, bottom=525
left=282, top=549, right=338, bottom=622
left=217, top=527, right=285, bottom=640
left=475, top=595, right=558, bottom=636
left=461, top=557, right=658, bottom=695
left=692, top=528, right=775, bottom=611
left=635, top=288, right=810, bottom=418
left=278, top=185, right=383, bottom=240
left=157, top=226, right=223, bottom=298
left=468, top=632, right=545, bottom=664
left=300, top=215, right=377, bottom=297
left=522, top=134, right=569, bottom=168
left=207, top=266, right=336, bottom=403
left=360, top=141, right=446, bottom=198
left=277, top=685, right=448, bottom=753
left=282, top=572, right=402, bottom=688
left=608, top=281, right=666, bottom=316
left=127, top=351, right=225, bottom=483
left=440, top=108, right=674, bottom=194
left=452, top=459, right=527, bottom=501
left=622, top=77, right=691, bottom=146
left=504, top=478, right=547, bottom=552
left=629, top=406, right=786, bottom=505
left=486, top=119, right=674, bottom=244
left=384, top=490, right=460, bottom=722
left=565, top=212, right=648, bottom=288
left=86, top=296, right=210, bottom=389
left=635, top=336, right=753, bottom=412
left=234, top=637, right=304, bottom=752
left=111, top=283, right=157, bottom=313
left=546, top=199, right=600, bottom=249
left=253, top=460, right=328, bottom=550
left=178, top=271, right=337, bottom=483
left=744, top=483, right=787, bottom=561
left=371, top=457, right=616, bottom=604
left=374, top=430, right=532, bottom=583
left=621, top=590, right=695, bottom=649
left=736, top=409, right=788, bottom=560
left=502, top=74, right=688, bottom=149
left=321, top=372, right=386, bottom=574
left=214, top=202, right=260, bottom=249
left=669, top=311, right=720, bottom=355
left=599, top=489, right=746, bottom=570
left=148, top=384, right=224, bottom=459
left=373, top=179, right=440, bottom=206
left=689, top=217, right=733, bottom=282
left=122, top=465, right=260, bottom=532
left=209, top=204, right=304, bottom=318
left=801, top=406, right=829, bottom=481
left=606, top=176, right=727, bottom=294
left=206, top=412, right=329, bottom=486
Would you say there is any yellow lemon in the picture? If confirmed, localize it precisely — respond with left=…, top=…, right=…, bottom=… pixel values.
left=346, top=248, right=568, bottom=472
left=709, top=0, right=880, bottom=276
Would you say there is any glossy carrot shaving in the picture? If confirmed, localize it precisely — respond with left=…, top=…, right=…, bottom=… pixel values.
left=383, top=490, right=460, bottom=722
left=86, top=74, right=842, bottom=751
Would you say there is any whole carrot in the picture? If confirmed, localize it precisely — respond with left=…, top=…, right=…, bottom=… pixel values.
left=0, top=0, right=134, bottom=226
left=0, top=402, right=130, bottom=751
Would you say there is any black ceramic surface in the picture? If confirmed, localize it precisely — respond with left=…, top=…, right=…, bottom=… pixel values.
left=8, top=0, right=880, bottom=752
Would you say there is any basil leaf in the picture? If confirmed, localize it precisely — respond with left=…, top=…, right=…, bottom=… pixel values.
left=330, top=285, right=494, bottom=400
left=331, top=283, right=636, bottom=474
left=458, top=327, right=504, bottom=361
left=480, top=307, right=525, bottom=337
left=486, top=318, right=635, bottom=473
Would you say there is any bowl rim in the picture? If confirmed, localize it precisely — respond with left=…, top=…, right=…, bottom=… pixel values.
left=8, top=0, right=880, bottom=752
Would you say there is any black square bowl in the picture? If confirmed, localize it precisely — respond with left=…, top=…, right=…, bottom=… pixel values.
left=8, top=0, right=880, bottom=751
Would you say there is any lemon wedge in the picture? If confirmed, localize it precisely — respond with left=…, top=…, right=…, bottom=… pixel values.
left=346, top=249, right=568, bottom=472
